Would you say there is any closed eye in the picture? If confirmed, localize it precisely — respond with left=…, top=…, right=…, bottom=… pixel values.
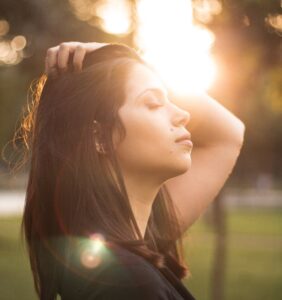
left=146, top=100, right=164, bottom=109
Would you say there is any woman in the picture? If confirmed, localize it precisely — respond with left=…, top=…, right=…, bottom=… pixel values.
left=21, top=42, right=245, bottom=300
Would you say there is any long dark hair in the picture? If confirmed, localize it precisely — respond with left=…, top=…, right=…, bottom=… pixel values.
left=18, top=43, right=191, bottom=299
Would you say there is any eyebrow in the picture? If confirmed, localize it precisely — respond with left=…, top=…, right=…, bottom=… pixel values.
left=135, top=87, right=168, bottom=102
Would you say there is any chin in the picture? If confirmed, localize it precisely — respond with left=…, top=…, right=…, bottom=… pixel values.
left=166, top=155, right=191, bottom=179
left=177, top=159, right=191, bottom=174
left=178, top=150, right=191, bottom=166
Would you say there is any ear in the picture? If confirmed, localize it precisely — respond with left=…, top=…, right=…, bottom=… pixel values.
left=93, top=120, right=107, bottom=154
left=111, top=126, right=120, bottom=151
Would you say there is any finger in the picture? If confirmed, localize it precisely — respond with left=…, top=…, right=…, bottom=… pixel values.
left=57, top=43, right=72, bottom=71
left=45, top=47, right=59, bottom=74
left=73, top=46, right=87, bottom=72
left=85, top=42, right=108, bottom=53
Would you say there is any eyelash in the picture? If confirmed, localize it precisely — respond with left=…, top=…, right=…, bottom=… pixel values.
left=147, top=104, right=163, bottom=110
left=146, top=99, right=165, bottom=109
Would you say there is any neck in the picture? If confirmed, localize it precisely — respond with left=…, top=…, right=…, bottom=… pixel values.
left=123, top=172, right=162, bottom=239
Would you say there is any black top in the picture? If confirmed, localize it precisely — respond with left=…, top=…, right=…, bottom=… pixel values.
left=57, top=240, right=196, bottom=300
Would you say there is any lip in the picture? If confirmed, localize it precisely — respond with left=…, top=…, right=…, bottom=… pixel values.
left=175, top=132, right=193, bottom=148
left=177, top=139, right=193, bottom=147
left=175, top=133, right=192, bottom=143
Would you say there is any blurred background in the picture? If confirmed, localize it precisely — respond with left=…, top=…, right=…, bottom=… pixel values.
left=0, top=0, right=281, bottom=299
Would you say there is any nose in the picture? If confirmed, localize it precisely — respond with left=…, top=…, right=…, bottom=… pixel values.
left=171, top=103, right=190, bottom=127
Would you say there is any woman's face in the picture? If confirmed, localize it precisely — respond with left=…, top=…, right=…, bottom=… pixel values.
left=113, top=63, right=192, bottom=184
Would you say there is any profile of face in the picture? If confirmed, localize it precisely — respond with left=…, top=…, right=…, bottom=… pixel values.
left=112, top=63, right=192, bottom=185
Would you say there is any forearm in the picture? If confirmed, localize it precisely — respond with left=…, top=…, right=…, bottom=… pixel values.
left=170, top=91, right=245, bottom=148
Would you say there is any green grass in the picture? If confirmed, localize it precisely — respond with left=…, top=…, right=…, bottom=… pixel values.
left=0, top=208, right=282, bottom=300
left=183, top=208, right=282, bottom=300
left=0, top=217, right=37, bottom=300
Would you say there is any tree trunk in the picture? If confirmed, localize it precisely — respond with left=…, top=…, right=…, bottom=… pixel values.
left=210, top=191, right=227, bottom=300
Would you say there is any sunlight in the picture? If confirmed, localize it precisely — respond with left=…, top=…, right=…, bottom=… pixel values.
left=193, top=0, right=222, bottom=24
left=135, top=0, right=217, bottom=94
left=96, top=0, right=132, bottom=35
left=70, top=0, right=218, bottom=94
left=69, top=0, right=132, bottom=35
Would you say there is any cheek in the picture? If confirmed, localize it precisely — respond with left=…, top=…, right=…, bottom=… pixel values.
left=115, top=111, right=175, bottom=166
left=118, top=120, right=161, bottom=157
left=122, top=108, right=169, bottom=146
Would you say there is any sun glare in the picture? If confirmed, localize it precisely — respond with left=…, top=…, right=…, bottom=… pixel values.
left=96, top=0, right=132, bottom=35
left=135, top=0, right=217, bottom=94
left=70, top=0, right=218, bottom=94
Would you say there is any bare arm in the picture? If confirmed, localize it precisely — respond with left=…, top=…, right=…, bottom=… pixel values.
left=165, top=92, right=245, bottom=232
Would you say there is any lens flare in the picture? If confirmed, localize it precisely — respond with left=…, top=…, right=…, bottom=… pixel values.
left=81, top=249, right=102, bottom=268
left=80, top=233, right=106, bottom=269
left=89, top=233, right=105, bottom=252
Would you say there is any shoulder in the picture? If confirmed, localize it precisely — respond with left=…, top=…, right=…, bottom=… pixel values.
left=59, top=242, right=172, bottom=300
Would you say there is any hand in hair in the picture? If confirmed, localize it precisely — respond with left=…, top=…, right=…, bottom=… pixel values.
left=45, top=42, right=108, bottom=76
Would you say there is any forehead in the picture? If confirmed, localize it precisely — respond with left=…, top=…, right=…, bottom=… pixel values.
left=125, top=63, right=167, bottom=103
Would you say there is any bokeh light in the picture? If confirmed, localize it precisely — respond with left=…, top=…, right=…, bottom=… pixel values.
left=266, top=14, right=282, bottom=34
left=193, top=0, right=222, bottom=24
left=0, top=41, right=10, bottom=59
left=69, top=0, right=132, bottom=35
left=0, top=19, right=9, bottom=36
left=0, top=40, right=24, bottom=66
left=11, top=35, right=27, bottom=51
left=0, top=19, right=27, bottom=66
